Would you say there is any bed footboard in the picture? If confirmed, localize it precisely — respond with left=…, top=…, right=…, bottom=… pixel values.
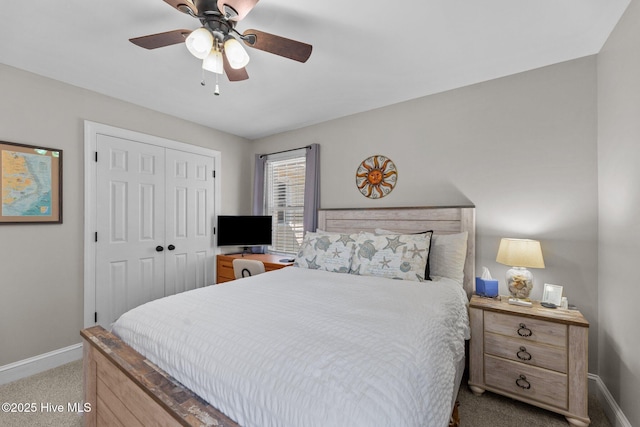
left=81, top=326, right=239, bottom=427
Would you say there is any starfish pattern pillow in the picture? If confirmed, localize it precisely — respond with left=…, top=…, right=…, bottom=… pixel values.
left=293, top=231, right=358, bottom=273
left=350, top=232, right=432, bottom=282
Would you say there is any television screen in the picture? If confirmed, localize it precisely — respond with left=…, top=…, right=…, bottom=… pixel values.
left=217, top=215, right=273, bottom=247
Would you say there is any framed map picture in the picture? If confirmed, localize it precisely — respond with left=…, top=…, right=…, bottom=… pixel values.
left=1, top=141, right=62, bottom=224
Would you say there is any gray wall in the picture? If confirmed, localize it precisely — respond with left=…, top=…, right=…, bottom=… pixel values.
left=0, top=64, right=251, bottom=366
left=253, top=57, right=600, bottom=370
left=3, top=9, right=637, bottom=419
left=597, top=0, right=640, bottom=425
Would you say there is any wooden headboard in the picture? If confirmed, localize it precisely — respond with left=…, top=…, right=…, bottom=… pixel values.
left=317, top=206, right=476, bottom=297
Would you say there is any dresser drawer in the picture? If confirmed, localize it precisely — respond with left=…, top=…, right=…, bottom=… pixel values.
left=485, top=355, right=568, bottom=409
left=485, top=311, right=567, bottom=347
left=217, top=259, right=235, bottom=282
left=484, top=332, right=567, bottom=373
left=216, top=254, right=292, bottom=284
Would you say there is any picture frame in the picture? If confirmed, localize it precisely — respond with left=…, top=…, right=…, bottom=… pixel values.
left=0, top=141, right=62, bottom=224
left=541, top=283, right=563, bottom=307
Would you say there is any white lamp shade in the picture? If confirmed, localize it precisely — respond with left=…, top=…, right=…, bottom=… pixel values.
left=186, top=28, right=214, bottom=59
left=203, top=49, right=223, bottom=74
left=224, top=37, right=250, bottom=69
left=496, top=238, right=545, bottom=268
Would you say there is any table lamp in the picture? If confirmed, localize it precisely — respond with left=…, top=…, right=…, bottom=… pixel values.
left=496, top=238, right=545, bottom=300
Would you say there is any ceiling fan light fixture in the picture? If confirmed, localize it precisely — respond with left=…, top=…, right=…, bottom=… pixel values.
left=203, top=47, right=224, bottom=75
left=224, top=36, right=250, bottom=69
left=186, top=27, right=214, bottom=59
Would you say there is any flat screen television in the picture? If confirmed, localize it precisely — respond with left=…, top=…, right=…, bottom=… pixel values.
left=217, top=215, right=273, bottom=248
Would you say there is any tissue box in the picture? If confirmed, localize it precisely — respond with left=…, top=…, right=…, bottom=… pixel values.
left=475, top=277, right=499, bottom=297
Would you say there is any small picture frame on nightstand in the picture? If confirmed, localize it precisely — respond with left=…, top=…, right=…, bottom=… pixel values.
left=541, top=283, right=563, bottom=307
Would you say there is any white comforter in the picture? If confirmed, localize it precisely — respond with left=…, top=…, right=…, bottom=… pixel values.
left=112, top=267, right=470, bottom=427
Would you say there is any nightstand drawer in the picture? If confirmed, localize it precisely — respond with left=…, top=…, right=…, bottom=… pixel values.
left=485, top=355, right=568, bottom=409
left=485, top=311, right=567, bottom=347
left=485, top=332, right=567, bottom=373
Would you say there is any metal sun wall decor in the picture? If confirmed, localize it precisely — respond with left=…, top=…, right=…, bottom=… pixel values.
left=355, top=155, right=397, bottom=199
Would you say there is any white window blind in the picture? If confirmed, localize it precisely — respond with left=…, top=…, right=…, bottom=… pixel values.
left=264, top=153, right=306, bottom=255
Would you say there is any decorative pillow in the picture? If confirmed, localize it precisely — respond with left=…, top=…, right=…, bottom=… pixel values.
left=374, top=228, right=434, bottom=280
left=293, top=231, right=358, bottom=273
left=429, top=232, right=468, bottom=284
left=349, top=232, right=431, bottom=282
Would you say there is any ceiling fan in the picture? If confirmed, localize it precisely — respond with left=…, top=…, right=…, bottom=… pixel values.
left=130, top=0, right=312, bottom=86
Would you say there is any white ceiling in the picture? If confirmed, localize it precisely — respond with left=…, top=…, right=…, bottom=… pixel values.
left=0, top=0, right=629, bottom=140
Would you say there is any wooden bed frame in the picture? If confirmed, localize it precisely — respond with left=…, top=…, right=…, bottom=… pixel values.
left=81, top=206, right=475, bottom=427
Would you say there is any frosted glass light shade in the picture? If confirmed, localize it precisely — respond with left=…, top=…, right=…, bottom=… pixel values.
left=203, top=48, right=223, bottom=74
left=186, top=28, right=214, bottom=59
left=224, top=37, right=250, bottom=69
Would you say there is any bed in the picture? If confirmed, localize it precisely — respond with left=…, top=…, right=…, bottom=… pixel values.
left=81, top=206, right=475, bottom=427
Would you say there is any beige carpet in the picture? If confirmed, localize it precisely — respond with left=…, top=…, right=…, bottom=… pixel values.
left=456, top=375, right=612, bottom=427
left=0, top=361, right=613, bottom=427
left=0, top=361, right=83, bottom=427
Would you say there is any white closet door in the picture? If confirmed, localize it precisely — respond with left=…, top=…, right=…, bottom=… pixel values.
left=95, top=134, right=166, bottom=327
left=164, top=149, right=215, bottom=296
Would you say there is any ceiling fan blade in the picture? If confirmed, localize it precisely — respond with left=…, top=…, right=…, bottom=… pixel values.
left=242, top=29, right=312, bottom=63
left=217, top=0, right=259, bottom=21
left=223, top=53, right=249, bottom=81
left=163, top=0, right=198, bottom=15
left=130, top=29, right=191, bottom=49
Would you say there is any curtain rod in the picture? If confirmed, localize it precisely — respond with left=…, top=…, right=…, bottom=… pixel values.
left=259, top=145, right=311, bottom=159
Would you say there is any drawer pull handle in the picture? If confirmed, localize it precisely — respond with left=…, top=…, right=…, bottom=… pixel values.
left=517, top=323, right=532, bottom=337
left=516, top=375, right=531, bottom=390
left=517, top=346, right=532, bottom=361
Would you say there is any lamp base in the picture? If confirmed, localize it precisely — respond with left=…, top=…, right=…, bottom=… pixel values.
left=506, top=267, right=533, bottom=300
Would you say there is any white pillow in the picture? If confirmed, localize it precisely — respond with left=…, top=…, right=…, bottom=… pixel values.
left=350, top=232, right=431, bottom=282
left=375, top=228, right=468, bottom=284
left=293, top=231, right=358, bottom=273
left=429, top=232, right=468, bottom=284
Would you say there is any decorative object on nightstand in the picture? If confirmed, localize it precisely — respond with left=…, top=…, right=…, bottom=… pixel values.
left=496, top=238, right=545, bottom=300
left=475, top=266, right=499, bottom=297
left=541, top=283, right=564, bottom=308
left=468, top=295, right=590, bottom=426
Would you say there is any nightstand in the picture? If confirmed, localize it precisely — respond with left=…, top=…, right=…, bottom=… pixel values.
left=468, top=295, right=590, bottom=426
left=216, top=253, right=293, bottom=283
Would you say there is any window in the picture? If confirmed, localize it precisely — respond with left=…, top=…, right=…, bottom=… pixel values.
left=255, top=144, right=319, bottom=255
left=264, top=152, right=306, bottom=254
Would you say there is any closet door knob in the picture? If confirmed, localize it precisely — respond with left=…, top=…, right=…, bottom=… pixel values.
left=156, top=246, right=164, bottom=252
left=168, top=244, right=176, bottom=251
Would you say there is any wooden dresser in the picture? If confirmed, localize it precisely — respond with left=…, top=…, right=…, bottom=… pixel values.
left=468, top=295, right=590, bottom=426
left=216, top=253, right=293, bottom=284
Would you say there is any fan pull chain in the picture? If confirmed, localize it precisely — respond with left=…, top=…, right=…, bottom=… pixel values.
left=201, top=67, right=206, bottom=86
left=214, top=74, right=220, bottom=96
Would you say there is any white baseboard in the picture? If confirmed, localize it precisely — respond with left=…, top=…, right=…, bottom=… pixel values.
left=589, top=373, right=632, bottom=427
left=0, top=343, right=82, bottom=386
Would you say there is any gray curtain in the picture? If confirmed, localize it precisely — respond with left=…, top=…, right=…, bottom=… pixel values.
left=303, top=143, right=320, bottom=232
left=253, top=153, right=266, bottom=215
left=251, top=154, right=266, bottom=253
left=253, top=144, right=320, bottom=251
